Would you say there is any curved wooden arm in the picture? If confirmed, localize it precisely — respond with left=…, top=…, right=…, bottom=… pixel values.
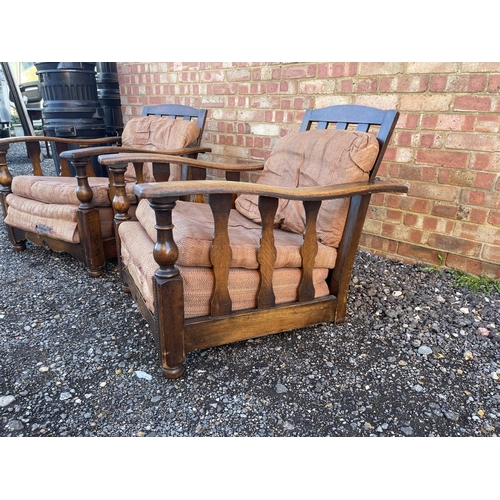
left=99, top=152, right=264, bottom=172
left=0, top=136, right=121, bottom=147
left=62, top=146, right=211, bottom=161
left=134, top=179, right=408, bottom=201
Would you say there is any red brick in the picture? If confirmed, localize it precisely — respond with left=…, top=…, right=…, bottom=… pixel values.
left=359, top=234, right=399, bottom=254
left=393, top=131, right=413, bottom=147
left=369, top=193, right=386, bottom=206
left=409, top=183, right=459, bottom=203
left=438, top=168, right=476, bottom=187
left=432, top=203, right=458, bottom=219
left=282, top=64, right=317, bottom=79
left=469, top=208, right=488, bottom=224
left=370, top=207, right=404, bottom=223
left=439, top=74, right=486, bottom=92
left=271, top=68, right=281, bottom=79
left=429, top=76, right=447, bottom=92
left=487, top=74, right=500, bottom=92
left=474, top=172, right=496, bottom=189
left=489, top=211, right=500, bottom=227
left=476, top=114, right=500, bottom=133
left=357, top=79, right=378, bottom=92
left=397, top=242, right=443, bottom=265
left=454, top=95, right=492, bottom=112
left=427, top=234, right=481, bottom=257
left=396, top=113, right=420, bottom=129
left=482, top=244, right=500, bottom=264
left=421, top=113, right=475, bottom=132
left=470, top=152, right=500, bottom=171
left=340, top=79, right=354, bottom=92
left=418, top=133, right=444, bottom=148
left=445, top=133, right=500, bottom=152
left=403, top=213, right=419, bottom=226
left=461, top=189, right=500, bottom=209
left=389, top=164, right=437, bottom=181
left=445, top=254, right=500, bottom=278
left=317, top=63, right=358, bottom=78
left=116, top=61, right=500, bottom=277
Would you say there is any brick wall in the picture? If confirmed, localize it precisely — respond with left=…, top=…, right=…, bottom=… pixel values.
left=117, top=62, right=500, bottom=278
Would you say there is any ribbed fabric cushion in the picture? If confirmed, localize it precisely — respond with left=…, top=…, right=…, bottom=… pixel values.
left=5, top=194, right=116, bottom=243
left=119, top=220, right=330, bottom=317
left=10, top=176, right=122, bottom=207
left=135, top=199, right=337, bottom=269
left=121, top=115, right=201, bottom=182
left=235, top=129, right=379, bottom=248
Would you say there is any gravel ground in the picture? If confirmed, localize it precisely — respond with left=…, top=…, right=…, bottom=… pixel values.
left=1, top=141, right=500, bottom=440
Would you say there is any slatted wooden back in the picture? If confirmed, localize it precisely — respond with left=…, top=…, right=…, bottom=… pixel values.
left=142, top=104, right=207, bottom=147
left=299, top=105, right=398, bottom=181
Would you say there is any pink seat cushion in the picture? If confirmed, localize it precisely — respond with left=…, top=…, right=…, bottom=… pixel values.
left=135, top=199, right=337, bottom=269
left=10, top=176, right=126, bottom=207
left=235, top=129, right=379, bottom=248
left=5, top=193, right=116, bottom=243
left=119, top=220, right=330, bottom=317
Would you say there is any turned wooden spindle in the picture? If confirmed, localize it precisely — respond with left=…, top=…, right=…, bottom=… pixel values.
left=109, top=163, right=132, bottom=291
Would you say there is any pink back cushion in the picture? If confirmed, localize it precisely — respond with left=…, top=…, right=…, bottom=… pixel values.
left=235, top=129, right=379, bottom=248
left=121, top=115, right=200, bottom=182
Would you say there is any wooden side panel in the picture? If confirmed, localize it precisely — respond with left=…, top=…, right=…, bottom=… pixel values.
left=184, top=297, right=337, bottom=352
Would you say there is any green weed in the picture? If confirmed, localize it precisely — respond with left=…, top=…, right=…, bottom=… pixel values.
left=422, top=253, right=444, bottom=273
left=421, top=254, right=500, bottom=296
left=451, top=270, right=500, bottom=297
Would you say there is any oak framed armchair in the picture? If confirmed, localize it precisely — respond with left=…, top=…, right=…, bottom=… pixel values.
left=99, top=104, right=408, bottom=379
left=0, top=104, right=210, bottom=277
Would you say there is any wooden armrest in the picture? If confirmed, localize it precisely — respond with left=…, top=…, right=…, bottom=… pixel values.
left=0, top=136, right=121, bottom=147
left=64, top=146, right=211, bottom=161
left=99, top=152, right=264, bottom=172
left=134, top=179, right=409, bottom=201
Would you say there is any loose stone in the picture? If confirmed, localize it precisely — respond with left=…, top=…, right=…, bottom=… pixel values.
left=418, top=345, right=433, bottom=355
left=0, top=395, right=16, bottom=407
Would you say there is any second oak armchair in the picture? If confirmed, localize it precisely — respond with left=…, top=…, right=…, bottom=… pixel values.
left=0, top=104, right=209, bottom=277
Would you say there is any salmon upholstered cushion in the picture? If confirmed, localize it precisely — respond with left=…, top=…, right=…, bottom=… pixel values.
left=7, top=175, right=137, bottom=242
left=235, top=129, right=379, bottom=248
left=5, top=193, right=117, bottom=243
left=119, top=219, right=330, bottom=317
left=121, top=115, right=201, bottom=182
left=134, top=198, right=337, bottom=270
left=10, top=175, right=136, bottom=207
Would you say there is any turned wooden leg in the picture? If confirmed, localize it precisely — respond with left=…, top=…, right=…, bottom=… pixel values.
left=0, top=150, right=28, bottom=253
left=151, top=197, right=186, bottom=379
left=73, top=156, right=105, bottom=278
left=11, top=237, right=27, bottom=252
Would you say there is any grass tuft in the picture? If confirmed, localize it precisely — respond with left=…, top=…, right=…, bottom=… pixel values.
left=450, top=270, right=500, bottom=296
